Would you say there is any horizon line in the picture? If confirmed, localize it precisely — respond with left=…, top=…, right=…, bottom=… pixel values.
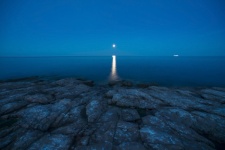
left=1, top=55, right=225, bottom=58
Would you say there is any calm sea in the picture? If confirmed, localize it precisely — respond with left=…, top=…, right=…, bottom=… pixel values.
left=0, top=56, right=225, bottom=87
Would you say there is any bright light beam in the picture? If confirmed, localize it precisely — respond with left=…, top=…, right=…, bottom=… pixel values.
left=110, top=55, right=119, bottom=81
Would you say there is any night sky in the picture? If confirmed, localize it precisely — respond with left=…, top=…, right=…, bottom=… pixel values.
left=1, top=0, right=225, bottom=56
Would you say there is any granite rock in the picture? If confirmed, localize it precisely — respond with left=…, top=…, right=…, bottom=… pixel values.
left=121, top=108, right=140, bottom=121
left=28, top=134, right=72, bottom=150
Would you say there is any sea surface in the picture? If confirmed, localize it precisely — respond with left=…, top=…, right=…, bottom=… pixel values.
left=0, top=56, right=225, bottom=87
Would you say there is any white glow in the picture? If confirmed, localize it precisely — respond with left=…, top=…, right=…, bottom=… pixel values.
left=173, top=55, right=179, bottom=57
left=112, top=44, right=116, bottom=48
left=112, top=55, right=116, bottom=76
left=110, top=55, right=119, bottom=81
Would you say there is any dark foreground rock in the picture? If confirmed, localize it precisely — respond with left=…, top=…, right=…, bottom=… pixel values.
left=0, top=77, right=225, bottom=150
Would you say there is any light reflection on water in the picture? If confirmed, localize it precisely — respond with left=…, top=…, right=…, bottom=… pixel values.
left=109, top=55, right=119, bottom=81
left=1, top=56, right=225, bottom=86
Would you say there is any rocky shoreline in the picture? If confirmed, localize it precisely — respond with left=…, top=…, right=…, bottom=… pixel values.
left=0, top=77, right=225, bottom=150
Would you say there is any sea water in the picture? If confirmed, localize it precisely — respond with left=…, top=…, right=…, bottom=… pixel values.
left=0, top=56, right=225, bottom=87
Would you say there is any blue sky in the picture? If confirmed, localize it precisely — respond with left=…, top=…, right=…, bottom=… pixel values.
left=0, top=0, right=225, bottom=56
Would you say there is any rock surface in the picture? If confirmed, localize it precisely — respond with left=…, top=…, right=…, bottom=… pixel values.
left=0, top=77, right=225, bottom=150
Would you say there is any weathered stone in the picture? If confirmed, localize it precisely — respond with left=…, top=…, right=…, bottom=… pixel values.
left=105, top=90, right=117, bottom=99
left=155, top=108, right=197, bottom=127
left=98, top=107, right=120, bottom=122
left=75, top=143, right=113, bottom=150
left=28, top=134, right=72, bottom=150
left=201, top=89, right=225, bottom=98
left=11, top=130, right=43, bottom=150
left=82, top=108, right=120, bottom=145
left=52, top=78, right=81, bottom=86
left=0, top=93, right=26, bottom=106
left=114, top=121, right=140, bottom=145
left=111, top=89, right=162, bottom=109
left=121, top=108, right=140, bottom=121
left=121, top=80, right=133, bottom=87
left=91, top=122, right=116, bottom=144
left=17, top=105, right=52, bottom=131
left=45, top=83, right=90, bottom=99
left=0, top=128, right=24, bottom=149
left=175, top=88, right=197, bottom=97
left=52, top=105, right=85, bottom=127
left=17, top=99, right=71, bottom=131
left=86, top=99, right=104, bottom=122
left=141, top=113, right=215, bottom=150
left=1, top=78, right=225, bottom=149
left=0, top=125, right=18, bottom=139
left=142, top=115, right=169, bottom=130
left=52, top=119, right=86, bottom=135
left=82, top=80, right=94, bottom=87
left=140, top=126, right=183, bottom=149
left=147, top=86, right=214, bottom=111
left=118, top=142, right=146, bottom=150
left=57, top=84, right=90, bottom=99
left=25, top=94, right=51, bottom=104
left=212, top=87, right=225, bottom=92
left=211, top=107, right=225, bottom=117
left=80, top=136, right=90, bottom=146
left=201, top=89, right=225, bottom=103
left=0, top=81, right=35, bottom=91
left=0, top=101, right=28, bottom=115
left=191, top=111, right=225, bottom=143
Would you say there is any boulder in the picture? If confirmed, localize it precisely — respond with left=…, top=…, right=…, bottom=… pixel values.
left=86, top=99, right=104, bottom=122
left=200, top=89, right=225, bottom=103
left=82, top=80, right=94, bottom=87
left=25, top=94, right=51, bottom=104
left=18, top=99, right=71, bottom=131
left=105, top=90, right=116, bottom=99
left=28, top=134, right=72, bottom=150
left=0, top=101, right=28, bottom=115
left=118, top=142, right=146, bottom=150
left=121, top=108, right=140, bottom=121
left=114, top=121, right=140, bottom=145
left=52, top=78, right=81, bottom=87
left=52, top=120, right=86, bottom=136
left=155, top=108, right=197, bottom=127
left=121, top=80, right=133, bottom=87
left=147, top=86, right=214, bottom=111
left=140, top=126, right=183, bottom=149
left=191, top=111, right=225, bottom=143
left=53, top=84, right=90, bottom=99
left=141, top=112, right=215, bottom=149
left=111, top=89, right=162, bottom=109
left=98, top=107, right=120, bottom=122
left=52, top=105, right=86, bottom=127
left=11, top=130, right=43, bottom=149
left=0, top=128, right=24, bottom=149
left=74, top=143, right=113, bottom=150
left=89, top=121, right=117, bottom=145
left=86, top=108, right=120, bottom=145
left=0, top=93, right=26, bottom=106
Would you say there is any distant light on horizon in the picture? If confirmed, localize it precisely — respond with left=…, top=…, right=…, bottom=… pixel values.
left=112, top=44, right=116, bottom=48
